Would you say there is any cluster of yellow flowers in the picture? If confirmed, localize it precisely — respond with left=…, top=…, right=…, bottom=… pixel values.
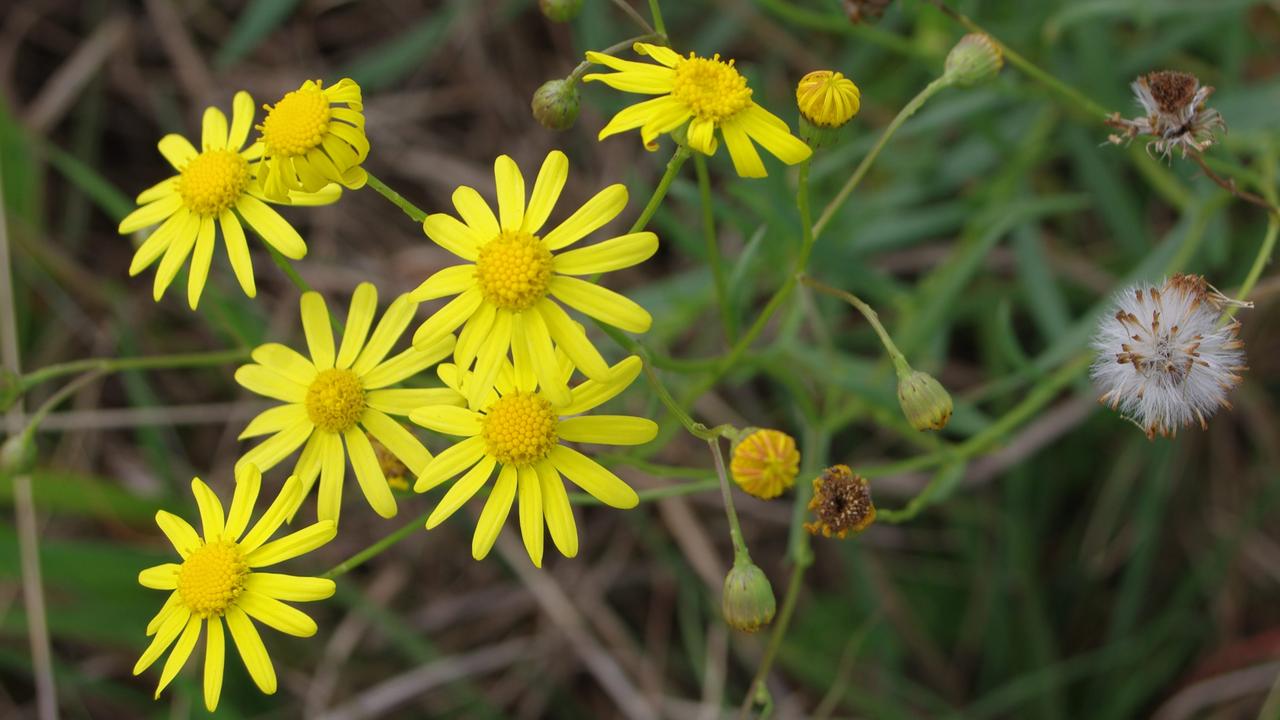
left=117, top=36, right=865, bottom=709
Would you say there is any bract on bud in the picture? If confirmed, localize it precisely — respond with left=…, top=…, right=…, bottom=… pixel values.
left=722, top=559, right=776, bottom=633
left=897, top=369, right=953, bottom=431
left=943, top=33, right=1003, bottom=87
left=531, top=79, right=580, bottom=131
left=539, top=0, right=583, bottom=23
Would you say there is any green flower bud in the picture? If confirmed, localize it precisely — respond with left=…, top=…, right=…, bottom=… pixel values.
left=897, top=369, right=953, bottom=431
left=531, top=79, right=580, bottom=131
left=722, top=559, right=776, bottom=633
left=539, top=0, right=583, bottom=23
left=943, top=33, right=1003, bottom=87
left=0, top=429, right=36, bottom=476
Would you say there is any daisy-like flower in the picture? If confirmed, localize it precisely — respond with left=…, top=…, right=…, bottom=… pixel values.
left=1105, top=71, right=1226, bottom=159
left=235, top=282, right=461, bottom=524
left=583, top=42, right=812, bottom=178
left=410, top=150, right=657, bottom=409
left=134, top=467, right=335, bottom=711
left=256, top=79, right=370, bottom=200
left=409, top=354, right=656, bottom=566
left=1091, top=274, right=1248, bottom=439
left=118, top=91, right=339, bottom=308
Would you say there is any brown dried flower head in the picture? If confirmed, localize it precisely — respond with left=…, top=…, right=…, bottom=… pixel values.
left=1105, top=70, right=1225, bottom=159
left=804, top=465, right=876, bottom=539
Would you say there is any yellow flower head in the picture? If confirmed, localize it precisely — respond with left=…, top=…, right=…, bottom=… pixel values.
left=256, top=79, right=369, bottom=200
left=583, top=42, right=812, bottom=177
left=234, top=282, right=461, bottom=525
left=410, top=150, right=658, bottom=410
left=410, top=355, right=656, bottom=567
left=795, top=71, right=861, bottom=129
left=730, top=429, right=800, bottom=499
left=118, top=91, right=340, bottom=309
left=134, top=467, right=336, bottom=711
left=804, top=465, right=876, bottom=539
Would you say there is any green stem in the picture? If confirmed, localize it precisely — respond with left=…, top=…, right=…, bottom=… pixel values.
left=267, top=245, right=313, bottom=294
left=799, top=275, right=911, bottom=376
left=365, top=170, right=428, bottom=223
left=695, top=154, right=734, bottom=340
left=813, top=77, right=950, bottom=240
left=608, top=0, right=655, bottom=34
left=709, top=437, right=750, bottom=562
left=738, top=564, right=804, bottom=720
left=568, top=33, right=665, bottom=84
left=647, top=0, right=667, bottom=38
left=1227, top=142, right=1278, bottom=319
left=630, top=146, right=691, bottom=233
left=17, top=348, right=248, bottom=394
left=925, top=0, right=1109, bottom=120
left=322, top=508, right=431, bottom=578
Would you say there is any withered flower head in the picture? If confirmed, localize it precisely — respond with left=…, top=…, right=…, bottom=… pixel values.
left=804, top=465, right=876, bottom=539
left=1091, top=274, right=1250, bottom=439
left=1105, top=70, right=1225, bottom=159
left=843, top=0, right=893, bottom=23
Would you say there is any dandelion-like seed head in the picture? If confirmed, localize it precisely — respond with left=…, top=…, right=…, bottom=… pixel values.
left=259, top=84, right=331, bottom=157
left=795, top=70, right=861, bottom=129
left=305, top=368, right=366, bottom=433
left=672, top=54, right=754, bottom=123
left=475, top=230, right=555, bottom=311
left=804, top=465, right=876, bottom=539
left=730, top=429, right=800, bottom=499
left=1105, top=71, right=1225, bottom=158
left=482, top=391, right=559, bottom=466
left=177, top=149, right=250, bottom=217
left=176, top=541, right=248, bottom=617
left=1091, top=274, right=1248, bottom=439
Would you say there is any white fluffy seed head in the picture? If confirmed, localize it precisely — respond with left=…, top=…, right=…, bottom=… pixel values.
left=1091, top=274, right=1248, bottom=439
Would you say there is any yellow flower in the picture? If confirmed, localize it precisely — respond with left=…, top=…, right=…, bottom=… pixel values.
left=795, top=71, right=861, bottom=128
left=134, top=467, right=335, bottom=711
left=235, top=282, right=461, bottom=524
left=730, top=429, right=800, bottom=499
left=410, top=355, right=656, bottom=566
left=256, top=79, right=369, bottom=200
left=583, top=42, right=812, bottom=177
left=118, top=91, right=339, bottom=309
left=410, top=150, right=657, bottom=410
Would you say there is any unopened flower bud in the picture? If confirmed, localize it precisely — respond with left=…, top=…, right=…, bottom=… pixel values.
left=943, top=33, right=1003, bottom=87
left=539, top=0, right=583, bottom=22
left=1, top=429, right=36, bottom=476
left=804, top=465, right=876, bottom=539
left=796, top=71, right=861, bottom=129
left=730, top=428, right=800, bottom=499
left=897, top=369, right=952, bottom=431
left=722, top=559, right=776, bottom=633
left=531, top=79, right=580, bottom=131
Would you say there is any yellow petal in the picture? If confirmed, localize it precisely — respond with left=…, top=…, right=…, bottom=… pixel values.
left=236, top=195, right=307, bottom=259
left=119, top=193, right=182, bottom=234
left=155, top=510, right=201, bottom=557
left=151, top=213, right=198, bottom=301
left=317, top=431, right=346, bottom=524
left=557, top=416, right=658, bottom=445
left=367, top=388, right=464, bottom=416
left=553, top=232, right=657, bottom=275
left=408, top=264, right=476, bottom=302
left=251, top=343, right=317, bottom=386
left=344, top=428, right=398, bottom=518
left=202, top=106, right=229, bottom=150
left=740, top=104, right=812, bottom=166
left=135, top=605, right=189, bottom=674
left=413, top=287, right=482, bottom=349
left=425, top=455, right=496, bottom=528
left=515, top=311, right=570, bottom=407
left=522, top=150, right=568, bottom=235
left=454, top=301, right=496, bottom=369
left=227, top=91, right=255, bottom=151
left=238, top=590, right=318, bottom=637
left=561, top=355, right=643, bottom=415
left=516, top=465, right=544, bottom=567
left=634, top=42, right=681, bottom=67
left=158, top=133, right=197, bottom=171
left=352, top=294, right=416, bottom=375
left=235, top=422, right=313, bottom=478
left=245, top=520, right=336, bottom=567
left=720, top=116, right=767, bottom=179
left=409, top=405, right=483, bottom=437
left=452, top=185, right=499, bottom=239
left=129, top=207, right=193, bottom=276
left=335, top=282, right=377, bottom=369
left=536, top=300, right=609, bottom=379
left=235, top=364, right=308, bottom=403
left=548, top=276, right=652, bottom=333
left=238, top=475, right=304, bottom=554
left=472, top=465, right=517, bottom=560
left=362, top=335, right=455, bottom=389
left=542, top=184, right=628, bottom=251
left=415, top=435, right=486, bottom=493
left=245, top=572, right=336, bottom=602
left=138, top=563, right=180, bottom=590
left=203, top=615, right=225, bottom=711
left=225, top=464, right=262, bottom=540
left=494, top=154, right=525, bottom=231
left=190, top=477, right=226, bottom=539
left=300, top=291, right=336, bottom=369
left=536, top=461, right=578, bottom=558
left=466, top=311, right=512, bottom=410
left=154, top=615, right=202, bottom=698
left=219, top=210, right=256, bottom=297
left=362, top=408, right=433, bottom=477
left=225, top=607, right=276, bottom=694
left=422, top=213, right=482, bottom=261
left=549, top=445, right=639, bottom=508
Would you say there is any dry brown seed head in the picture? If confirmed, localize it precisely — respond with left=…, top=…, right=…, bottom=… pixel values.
left=1144, top=71, right=1199, bottom=114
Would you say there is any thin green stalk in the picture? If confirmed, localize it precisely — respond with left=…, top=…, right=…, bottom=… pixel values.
left=813, top=77, right=950, bottom=239
left=799, top=275, right=911, bottom=376
left=1227, top=142, right=1278, bottom=318
left=267, top=245, right=313, bottom=294
left=709, top=437, right=750, bottom=562
left=694, top=154, right=734, bottom=340
left=365, top=171, right=428, bottom=223
left=322, top=509, right=432, bottom=578
left=738, top=565, right=804, bottom=720
left=608, top=0, right=655, bottom=34
left=17, top=348, right=248, bottom=394
left=647, top=0, right=667, bottom=38
left=925, top=0, right=1109, bottom=120
left=630, top=146, right=691, bottom=233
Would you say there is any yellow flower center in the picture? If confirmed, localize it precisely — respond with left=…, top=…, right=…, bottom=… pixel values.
left=474, top=231, right=554, bottom=311
left=672, top=54, right=753, bottom=123
left=260, top=86, right=331, bottom=157
left=178, top=149, right=250, bottom=217
left=305, top=368, right=366, bottom=433
left=177, top=540, right=248, bottom=617
left=481, top=392, right=559, bottom=466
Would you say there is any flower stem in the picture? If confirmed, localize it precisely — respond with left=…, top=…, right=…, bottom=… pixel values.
left=813, top=77, right=949, bottom=240
left=709, top=437, right=751, bottom=563
left=1227, top=141, right=1278, bottom=319
left=322, top=509, right=432, bottom=578
left=647, top=0, right=668, bottom=39
left=695, top=153, right=734, bottom=340
left=608, top=0, right=655, bottom=34
left=799, top=275, right=911, bottom=376
left=365, top=170, right=428, bottom=223
left=16, top=347, right=248, bottom=395
left=738, top=564, right=804, bottom=720
left=266, top=245, right=313, bottom=294
left=630, top=146, right=691, bottom=233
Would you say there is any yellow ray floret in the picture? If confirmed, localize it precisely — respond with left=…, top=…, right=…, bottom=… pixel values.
left=409, top=354, right=656, bottom=567
left=583, top=42, right=812, bottom=178
left=117, top=91, right=341, bottom=309
left=256, top=78, right=370, bottom=200
left=234, top=282, right=462, bottom=525
left=410, top=149, right=658, bottom=410
left=134, top=467, right=336, bottom=711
